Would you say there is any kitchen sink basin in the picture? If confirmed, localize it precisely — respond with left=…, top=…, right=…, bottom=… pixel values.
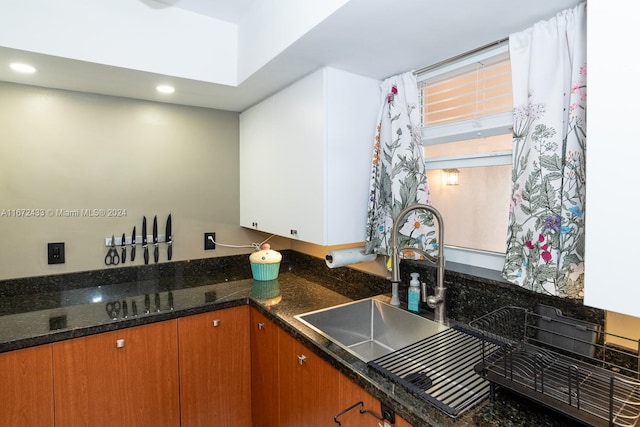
left=294, top=297, right=448, bottom=362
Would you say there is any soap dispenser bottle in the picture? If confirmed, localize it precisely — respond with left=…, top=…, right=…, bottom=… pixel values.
left=408, top=272, right=420, bottom=312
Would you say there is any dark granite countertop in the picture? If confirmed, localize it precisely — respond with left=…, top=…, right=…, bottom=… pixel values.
left=0, top=253, right=586, bottom=427
left=0, top=277, right=253, bottom=351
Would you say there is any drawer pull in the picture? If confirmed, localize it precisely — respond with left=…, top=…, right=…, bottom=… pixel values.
left=116, top=339, right=125, bottom=348
left=212, top=319, right=221, bottom=327
left=297, top=354, right=307, bottom=365
left=258, top=322, right=265, bottom=330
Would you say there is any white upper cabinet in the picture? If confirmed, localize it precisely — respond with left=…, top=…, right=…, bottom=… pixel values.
left=583, top=1, right=640, bottom=317
left=240, top=67, right=380, bottom=245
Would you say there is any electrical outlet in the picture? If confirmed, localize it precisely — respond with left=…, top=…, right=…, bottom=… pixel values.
left=49, top=315, right=67, bottom=331
left=204, top=232, right=216, bottom=250
left=48, top=242, right=65, bottom=264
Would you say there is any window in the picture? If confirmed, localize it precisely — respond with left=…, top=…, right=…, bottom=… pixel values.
left=417, top=43, right=512, bottom=270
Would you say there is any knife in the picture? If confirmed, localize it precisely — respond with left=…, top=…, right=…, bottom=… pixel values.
left=153, top=215, right=159, bottom=263
left=142, top=216, right=149, bottom=265
left=165, top=214, right=172, bottom=261
left=120, top=233, right=126, bottom=264
left=131, top=226, right=136, bottom=262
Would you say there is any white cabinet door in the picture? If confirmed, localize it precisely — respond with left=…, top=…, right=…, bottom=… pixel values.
left=583, top=1, right=640, bottom=317
left=240, top=97, right=275, bottom=232
left=240, top=67, right=379, bottom=245
left=270, top=69, right=325, bottom=243
left=324, top=67, right=381, bottom=245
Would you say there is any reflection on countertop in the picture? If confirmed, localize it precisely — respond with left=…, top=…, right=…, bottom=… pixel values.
left=0, top=279, right=254, bottom=345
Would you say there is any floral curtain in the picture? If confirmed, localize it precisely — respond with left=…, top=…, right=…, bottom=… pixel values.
left=365, top=72, right=436, bottom=258
left=502, top=2, right=587, bottom=298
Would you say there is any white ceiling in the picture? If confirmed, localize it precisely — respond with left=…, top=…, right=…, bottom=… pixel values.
left=0, top=0, right=583, bottom=112
left=153, top=0, right=258, bottom=23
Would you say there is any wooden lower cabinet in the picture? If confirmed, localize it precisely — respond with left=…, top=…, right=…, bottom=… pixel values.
left=52, top=320, right=180, bottom=427
left=337, top=372, right=384, bottom=427
left=250, top=308, right=280, bottom=427
left=250, top=308, right=414, bottom=427
left=279, top=326, right=341, bottom=426
left=337, top=371, right=412, bottom=427
left=178, top=305, right=251, bottom=427
left=0, top=344, right=54, bottom=427
left=2, top=305, right=411, bottom=427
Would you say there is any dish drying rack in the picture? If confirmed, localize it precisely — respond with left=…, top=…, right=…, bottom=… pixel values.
left=469, top=305, right=640, bottom=427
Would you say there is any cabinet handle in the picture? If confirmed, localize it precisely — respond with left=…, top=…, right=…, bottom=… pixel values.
left=297, top=354, right=307, bottom=365
left=252, top=222, right=258, bottom=228
left=212, top=319, right=221, bottom=327
left=116, top=339, right=125, bottom=348
left=290, top=229, right=298, bottom=236
left=258, top=322, right=265, bottom=330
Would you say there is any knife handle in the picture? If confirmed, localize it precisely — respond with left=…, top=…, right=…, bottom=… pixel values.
left=121, top=247, right=126, bottom=264
left=144, top=247, right=149, bottom=265
left=167, top=243, right=172, bottom=261
left=154, top=245, right=159, bottom=263
left=131, top=246, right=136, bottom=262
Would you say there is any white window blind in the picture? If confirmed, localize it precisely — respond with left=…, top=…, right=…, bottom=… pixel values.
left=418, top=45, right=512, bottom=145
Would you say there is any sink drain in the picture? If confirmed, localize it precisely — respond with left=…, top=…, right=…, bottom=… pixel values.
left=403, top=371, right=433, bottom=390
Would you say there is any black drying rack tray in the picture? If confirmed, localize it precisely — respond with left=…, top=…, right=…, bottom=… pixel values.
left=469, top=306, right=640, bottom=427
left=368, top=325, right=500, bottom=418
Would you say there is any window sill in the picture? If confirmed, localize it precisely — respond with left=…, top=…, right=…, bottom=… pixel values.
left=444, top=260, right=508, bottom=283
left=405, top=246, right=509, bottom=285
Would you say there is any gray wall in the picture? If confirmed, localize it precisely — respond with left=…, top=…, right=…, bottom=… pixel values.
left=0, top=82, right=281, bottom=280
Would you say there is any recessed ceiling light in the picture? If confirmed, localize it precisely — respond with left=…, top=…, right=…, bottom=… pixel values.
left=10, top=62, right=37, bottom=73
left=156, top=85, right=175, bottom=94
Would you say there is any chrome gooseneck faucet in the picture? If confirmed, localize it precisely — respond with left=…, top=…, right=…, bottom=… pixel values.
left=390, top=204, right=446, bottom=324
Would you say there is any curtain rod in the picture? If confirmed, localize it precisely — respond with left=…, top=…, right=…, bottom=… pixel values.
left=413, top=37, right=509, bottom=76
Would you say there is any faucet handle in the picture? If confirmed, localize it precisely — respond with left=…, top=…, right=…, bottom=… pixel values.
left=427, top=286, right=446, bottom=308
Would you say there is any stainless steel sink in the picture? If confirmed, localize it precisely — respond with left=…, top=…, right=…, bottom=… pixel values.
left=294, top=297, right=448, bottom=362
